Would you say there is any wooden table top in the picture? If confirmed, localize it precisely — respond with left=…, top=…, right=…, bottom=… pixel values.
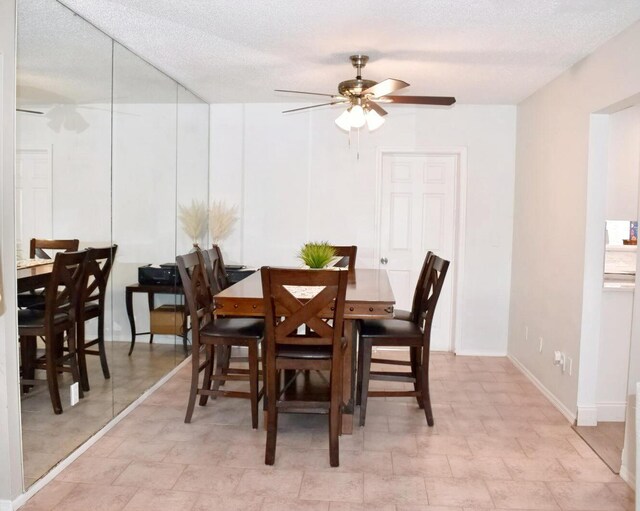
left=17, top=262, right=55, bottom=293
left=214, top=268, right=395, bottom=319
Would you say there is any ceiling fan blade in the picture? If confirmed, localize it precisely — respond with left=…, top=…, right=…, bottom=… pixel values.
left=363, top=79, right=409, bottom=98
left=367, top=101, right=388, bottom=117
left=17, top=108, right=44, bottom=114
left=386, top=95, right=456, bottom=106
left=282, top=101, right=348, bottom=114
left=275, top=89, right=340, bottom=98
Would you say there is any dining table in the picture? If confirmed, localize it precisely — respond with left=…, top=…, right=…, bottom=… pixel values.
left=212, top=267, right=396, bottom=434
left=17, top=260, right=55, bottom=293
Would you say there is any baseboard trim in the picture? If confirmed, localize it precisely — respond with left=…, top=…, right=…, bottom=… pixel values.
left=577, top=406, right=598, bottom=426
left=13, top=356, right=191, bottom=510
left=596, top=401, right=628, bottom=422
left=508, top=354, right=576, bottom=424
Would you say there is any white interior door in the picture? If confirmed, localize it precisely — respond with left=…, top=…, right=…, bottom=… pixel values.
left=379, top=152, right=457, bottom=351
left=16, top=148, right=53, bottom=259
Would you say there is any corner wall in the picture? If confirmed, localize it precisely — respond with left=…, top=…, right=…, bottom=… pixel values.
left=508, top=19, right=640, bottom=480
left=0, top=0, right=25, bottom=506
left=210, top=103, right=517, bottom=356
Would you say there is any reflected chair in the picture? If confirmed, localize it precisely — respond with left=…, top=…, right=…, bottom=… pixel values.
left=177, top=250, right=264, bottom=427
left=18, top=250, right=87, bottom=414
left=330, top=245, right=357, bottom=279
left=76, top=245, right=118, bottom=392
left=202, top=245, right=229, bottom=295
left=261, top=267, right=349, bottom=467
left=18, top=238, right=80, bottom=309
left=357, top=254, right=449, bottom=427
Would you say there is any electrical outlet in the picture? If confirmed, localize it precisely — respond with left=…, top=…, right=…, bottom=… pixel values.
left=553, top=351, right=562, bottom=365
left=525, top=326, right=528, bottom=341
left=538, top=337, right=543, bottom=353
left=560, top=353, right=566, bottom=373
left=70, top=382, right=79, bottom=406
left=567, top=357, right=573, bottom=376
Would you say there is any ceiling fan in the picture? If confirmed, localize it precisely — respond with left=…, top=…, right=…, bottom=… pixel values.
left=276, top=54, right=456, bottom=132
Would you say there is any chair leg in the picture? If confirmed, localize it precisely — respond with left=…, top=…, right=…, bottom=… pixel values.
left=359, top=338, right=372, bottom=427
left=248, top=343, right=259, bottom=430
left=419, top=347, right=434, bottom=426
left=211, top=345, right=225, bottom=398
left=185, top=344, right=201, bottom=423
left=20, top=336, right=36, bottom=393
left=98, top=310, right=110, bottom=380
left=356, top=335, right=364, bottom=406
left=410, top=347, right=424, bottom=409
left=199, top=345, right=214, bottom=406
left=265, top=359, right=278, bottom=465
left=76, top=319, right=90, bottom=392
left=45, top=338, right=63, bottom=414
left=219, top=345, right=231, bottom=387
left=329, top=354, right=342, bottom=467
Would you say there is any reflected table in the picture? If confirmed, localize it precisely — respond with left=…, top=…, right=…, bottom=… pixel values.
left=213, top=268, right=395, bottom=434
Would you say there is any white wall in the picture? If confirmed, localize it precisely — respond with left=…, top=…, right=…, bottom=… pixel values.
left=210, top=103, right=516, bottom=355
left=0, top=0, right=26, bottom=506
left=508, top=19, right=640, bottom=484
left=606, top=105, right=640, bottom=220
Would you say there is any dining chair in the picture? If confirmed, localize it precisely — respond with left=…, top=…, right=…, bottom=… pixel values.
left=177, top=250, right=265, bottom=427
left=330, top=245, right=357, bottom=279
left=18, top=238, right=81, bottom=309
left=357, top=254, right=449, bottom=427
left=18, top=250, right=87, bottom=414
left=202, top=245, right=229, bottom=295
left=76, top=245, right=118, bottom=392
left=261, top=266, right=349, bottom=467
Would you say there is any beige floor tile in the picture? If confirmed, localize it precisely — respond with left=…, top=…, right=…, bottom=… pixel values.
left=485, top=480, right=559, bottom=509
left=447, top=456, right=511, bottom=480
left=607, top=482, right=636, bottom=510
left=172, top=464, right=243, bottom=494
left=328, top=503, right=396, bottom=511
left=192, top=494, right=263, bottom=511
left=416, top=435, right=471, bottom=456
left=364, top=430, right=418, bottom=453
left=558, top=456, right=620, bottom=483
left=425, top=477, right=493, bottom=508
left=108, top=438, right=176, bottom=462
left=236, top=468, right=303, bottom=498
left=517, top=437, right=578, bottom=459
left=112, top=461, right=186, bottom=489
left=299, top=471, right=363, bottom=503
left=397, top=506, right=463, bottom=511
left=56, top=456, right=130, bottom=484
left=21, top=481, right=77, bottom=511
left=503, top=457, right=571, bottom=482
left=547, top=481, right=626, bottom=510
left=122, top=488, right=198, bottom=511
left=162, top=440, right=226, bottom=466
left=363, top=473, right=428, bottom=504
left=52, top=483, right=138, bottom=511
left=451, top=404, right=501, bottom=420
left=392, top=452, right=452, bottom=478
left=467, top=435, right=526, bottom=458
left=481, top=419, right=539, bottom=439
left=262, top=498, right=330, bottom=510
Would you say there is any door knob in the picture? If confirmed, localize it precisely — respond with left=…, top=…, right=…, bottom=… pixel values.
left=380, top=257, right=388, bottom=265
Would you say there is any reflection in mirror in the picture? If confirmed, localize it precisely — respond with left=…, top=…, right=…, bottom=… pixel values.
left=16, top=0, right=209, bottom=490
left=604, top=220, right=637, bottom=279
left=16, top=0, right=113, bottom=488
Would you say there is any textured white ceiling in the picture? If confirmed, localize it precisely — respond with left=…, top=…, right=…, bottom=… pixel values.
left=51, top=0, right=640, bottom=104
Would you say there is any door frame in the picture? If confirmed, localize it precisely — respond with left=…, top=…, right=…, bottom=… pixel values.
left=374, top=146, right=468, bottom=353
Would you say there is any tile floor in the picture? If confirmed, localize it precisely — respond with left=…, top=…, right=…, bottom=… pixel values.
left=21, top=351, right=635, bottom=510
left=22, top=341, right=185, bottom=486
left=573, top=422, right=626, bottom=474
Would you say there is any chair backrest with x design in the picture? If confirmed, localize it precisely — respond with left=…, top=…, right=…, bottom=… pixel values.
left=202, top=246, right=228, bottom=296
left=417, top=255, right=450, bottom=334
left=408, top=251, right=433, bottom=324
left=330, top=245, right=357, bottom=279
left=261, top=267, right=349, bottom=350
left=44, top=250, right=89, bottom=329
left=79, top=245, right=118, bottom=308
left=176, top=250, right=214, bottom=343
left=30, top=238, right=79, bottom=259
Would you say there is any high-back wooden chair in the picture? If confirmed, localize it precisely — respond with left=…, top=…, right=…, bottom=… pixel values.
left=261, top=267, right=349, bottom=467
left=202, top=245, right=228, bottom=295
left=390, top=251, right=433, bottom=322
left=19, top=250, right=88, bottom=414
left=30, top=238, right=80, bottom=259
left=330, top=245, right=357, bottom=279
left=76, top=245, right=118, bottom=391
left=357, top=254, right=449, bottom=427
left=177, top=249, right=264, bottom=427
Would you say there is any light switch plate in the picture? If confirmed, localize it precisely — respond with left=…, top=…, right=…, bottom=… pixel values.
left=70, top=382, right=79, bottom=406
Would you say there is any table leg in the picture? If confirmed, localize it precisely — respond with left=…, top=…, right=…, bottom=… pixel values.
left=341, top=319, right=356, bottom=434
left=148, top=293, right=155, bottom=344
left=126, top=289, right=136, bottom=356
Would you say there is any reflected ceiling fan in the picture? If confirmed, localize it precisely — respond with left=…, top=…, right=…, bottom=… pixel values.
left=276, top=55, right=456, bottom=132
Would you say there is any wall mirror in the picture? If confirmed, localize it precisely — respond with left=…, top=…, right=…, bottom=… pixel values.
left=16, top=0, right=209, bottom=488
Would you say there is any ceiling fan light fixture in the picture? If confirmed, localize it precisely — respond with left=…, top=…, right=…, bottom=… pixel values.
left=365, top=108, right=385, bottom=131
left=335, top=109, right=351, bottom=131
left=348, top=104, right=366, bottom=128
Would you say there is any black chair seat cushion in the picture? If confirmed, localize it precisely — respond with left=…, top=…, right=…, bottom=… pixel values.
left=277, top=344, right=332, bottom=359
left=18, top=308, right=69, bottom=328
left=17, top=292, right=46, bottom=309
left=201, top=317, right=264, bottom=339
left=360, top=318, right=422, bottom=339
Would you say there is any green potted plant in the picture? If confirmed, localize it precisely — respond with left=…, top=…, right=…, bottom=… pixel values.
left=298, top=242, right=336, bottom=269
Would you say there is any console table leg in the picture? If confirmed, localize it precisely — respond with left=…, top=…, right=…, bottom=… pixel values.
left=126, top=289, right=136, bottom=356
left=148, top=293, right=155, bottom=344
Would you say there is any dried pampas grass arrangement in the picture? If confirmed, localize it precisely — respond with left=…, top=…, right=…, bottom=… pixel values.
left=210, top=200, right=238, bottom=243
left=178, top=199, right=208, bottom=245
